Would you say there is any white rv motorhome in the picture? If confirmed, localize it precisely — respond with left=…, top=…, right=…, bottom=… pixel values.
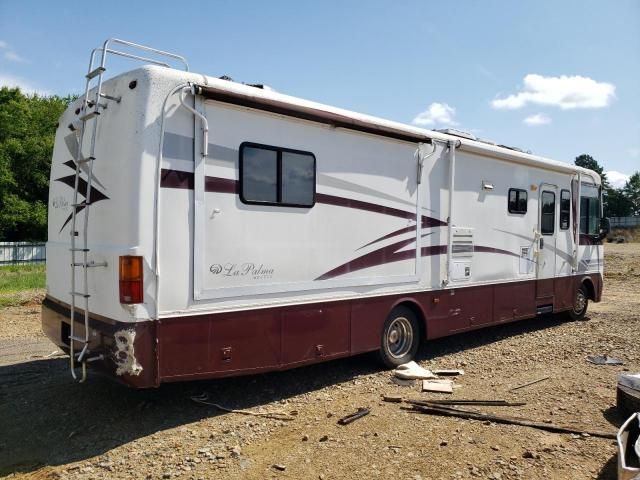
left=42, top=39, right=607, bottom=387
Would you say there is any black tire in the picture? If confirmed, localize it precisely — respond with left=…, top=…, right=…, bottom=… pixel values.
left=568, top=285, right=589, bottom=321
left=379, top=306, right=421, bottom=368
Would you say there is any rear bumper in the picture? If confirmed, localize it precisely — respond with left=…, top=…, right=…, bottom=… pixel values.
left=41, top=296, right=158, bottom=388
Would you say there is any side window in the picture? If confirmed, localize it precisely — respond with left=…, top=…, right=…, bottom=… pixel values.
left=560, top=189, right=570, bottom=230
left=508, top=188, right=527, bottom=214
left=240, top=143, right=316, bottom=208
left=541, top=191, right=555, bottom=235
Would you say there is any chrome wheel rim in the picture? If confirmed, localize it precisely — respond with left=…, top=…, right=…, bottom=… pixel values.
left=386, top=317, right=413, bottom=358
left=574, top=290, right=587, bottom=314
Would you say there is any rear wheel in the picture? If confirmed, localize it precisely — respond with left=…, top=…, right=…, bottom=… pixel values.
left=568, top=285, right=589, bottom=320
left=379, top=306, right=420, bottom=368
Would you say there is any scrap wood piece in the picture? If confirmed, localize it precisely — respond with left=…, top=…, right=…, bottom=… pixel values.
left=433, top=369, right=465, bottom=376
left=190, top=394, right=295, bottom=421
left=382, top=395, right=403, bottom=403
left=337, top=407, right=370, bottom=425
left=408, top=399, right=526, bottom=407
left=509, top=376, right=550, bottom=391
left=409, top=404, right=616, bottom=439
left=422, top=379, right=453, bottom=393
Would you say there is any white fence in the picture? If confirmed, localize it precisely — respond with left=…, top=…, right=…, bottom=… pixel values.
left=610, top=216, right=640, bottom=228
left=0, top=242, right=46, bottom=265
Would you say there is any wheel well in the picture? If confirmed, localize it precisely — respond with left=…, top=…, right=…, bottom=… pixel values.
left=581, top=278, right=596, bottom=301
left=395, top=301, right=427, bottom=341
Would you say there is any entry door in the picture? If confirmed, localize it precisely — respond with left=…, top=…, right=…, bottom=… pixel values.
left=536, top=184, right=557, bottom=298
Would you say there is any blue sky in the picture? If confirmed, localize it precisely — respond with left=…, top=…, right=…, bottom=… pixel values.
left=1, top=0, right=638, bottom=185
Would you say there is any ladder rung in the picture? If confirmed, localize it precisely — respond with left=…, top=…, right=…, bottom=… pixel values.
left=87, top=100, right=107, bottom=109
left=85, top=354, right=104, bottom=363
left=100, top=93, right=121, bottom=103
left=69, top=335, right=88, bottom=343
left=86, top=66, right=106, bottom=79
left=79, top=110, right=100, bottom=122
left=70, top=291, right=90, bottom=298
left=77, top=156, right=95, bottom=164
left=71, top=202, right=90, bottom=207
left=72, top=261, right=108, bottom=268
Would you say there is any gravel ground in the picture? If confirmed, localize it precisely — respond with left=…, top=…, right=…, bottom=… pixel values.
left=0, top=243, right=638, bottom=480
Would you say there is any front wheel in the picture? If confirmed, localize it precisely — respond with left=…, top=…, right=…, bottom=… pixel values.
left=379, top=306, right=420, bottom=368
left=568, top=285, right=589, bottom=321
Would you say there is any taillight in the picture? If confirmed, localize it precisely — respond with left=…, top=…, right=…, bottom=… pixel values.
left=119, top=256, right=143, bottom=304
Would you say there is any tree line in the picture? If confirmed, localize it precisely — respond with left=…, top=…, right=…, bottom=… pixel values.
left=0, top=87, right=638, bottom=241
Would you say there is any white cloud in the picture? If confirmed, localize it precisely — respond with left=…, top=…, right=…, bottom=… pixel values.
left=606, top=170, right=631, bottom=189
left=4, top=51, right=28, bottom=63
left=412, top=102, right=458, bottom=127
left=0, top=74, right=48, bottom=95
left=491, top=74, right=616, bottom=110
left=523, top=113, right=551, bottom=126
left=0, top=40, right=7, bottom=49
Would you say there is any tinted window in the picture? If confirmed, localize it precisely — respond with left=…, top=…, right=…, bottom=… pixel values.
left=508, top=188, right=527, bottom=214
left=560, top=189, right=570, bottom=230
left=580, top=197, right=600, bottom=234
left=541, top=191, right=555, bottom=235
left=241, top=146, right=278, bottom=203
left=240, top=143, right=315, bottom=207
left=281, top=152, right=315, bottom=205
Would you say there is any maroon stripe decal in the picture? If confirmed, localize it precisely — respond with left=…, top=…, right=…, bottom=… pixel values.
left=356, top=225, right=417, bottom=250
left=205, top=176, right=239, bottom=194
left=317, top=244, right=522, bottom=280
left=160, top=169, right=446, bottom=226
left=316, top=193, right=416, bottom=220
left=161, top=169, right=194, bottom=190
left=357, top=227, right=436, bottom=251
left=316, top=237, right=417, bottom=280
left=473, top=246, right=521, bottom=259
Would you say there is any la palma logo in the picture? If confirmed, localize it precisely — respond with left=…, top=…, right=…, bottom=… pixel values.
left=55, top=133, right=109, bottom=233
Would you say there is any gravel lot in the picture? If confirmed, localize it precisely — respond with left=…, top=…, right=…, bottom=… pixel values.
left=1, top=243, right=638, bottom=480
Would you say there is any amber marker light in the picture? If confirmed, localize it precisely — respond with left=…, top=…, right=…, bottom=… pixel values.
left=119, top=255, right=143, bottom=304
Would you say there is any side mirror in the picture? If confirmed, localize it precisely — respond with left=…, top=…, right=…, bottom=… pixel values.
left=598, top=217, right=610, bottom=240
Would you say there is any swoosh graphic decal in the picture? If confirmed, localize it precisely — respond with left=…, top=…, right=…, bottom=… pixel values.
left=55, top=160, right=109, bottom=233
left=316, top=244, right=521, bottom=280
left=160, top=169, right=447, bottom=227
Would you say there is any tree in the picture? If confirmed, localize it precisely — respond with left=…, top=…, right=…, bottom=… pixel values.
left=604, top=186, right=632, bottom=217
left=574, top=154, right=610, bottom=190
left=624, top=172, right=640, bottom=216
left=0, top=87, right=73, bottom=241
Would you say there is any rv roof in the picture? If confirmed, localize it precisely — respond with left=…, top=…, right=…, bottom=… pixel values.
left=138, top=66, right=601, bottom=183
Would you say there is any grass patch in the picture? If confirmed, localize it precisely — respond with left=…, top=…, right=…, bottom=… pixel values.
left=0, top=264, right=46, bottom=307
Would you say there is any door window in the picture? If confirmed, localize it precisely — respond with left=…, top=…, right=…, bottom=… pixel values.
left=560, top=189, right=570, bottom=230
left=541, top=191, right=555, bottom=235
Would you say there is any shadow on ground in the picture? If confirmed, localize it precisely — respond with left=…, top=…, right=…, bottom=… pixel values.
left=0, top=312, right=571, bottom=476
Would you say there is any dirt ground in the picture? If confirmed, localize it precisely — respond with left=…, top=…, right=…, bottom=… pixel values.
left=1, top=244, right=638, bottom=480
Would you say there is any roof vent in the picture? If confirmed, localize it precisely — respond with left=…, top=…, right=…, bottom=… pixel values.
left=498, top=144, right=531, bottom=154
left=436, top=128, right=477, bottom=141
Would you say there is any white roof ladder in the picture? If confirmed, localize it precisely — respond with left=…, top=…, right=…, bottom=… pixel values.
left=68, top=38, right=189, bottom=382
